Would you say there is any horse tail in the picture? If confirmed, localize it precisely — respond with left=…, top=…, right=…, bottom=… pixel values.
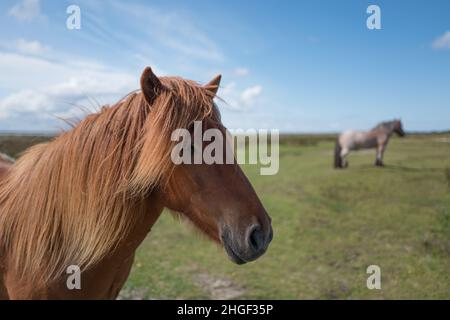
left=334, top=136, right=342, bottom=169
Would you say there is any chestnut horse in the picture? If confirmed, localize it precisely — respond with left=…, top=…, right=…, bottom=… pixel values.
left=334, top=119, right=405, bottom=168
left=0, top=67, right=273, bottom=299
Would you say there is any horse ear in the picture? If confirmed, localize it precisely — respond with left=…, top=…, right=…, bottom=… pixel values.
left=140, top=67, right=162, bottom=105
left=204, top=74, right=221, bottom=95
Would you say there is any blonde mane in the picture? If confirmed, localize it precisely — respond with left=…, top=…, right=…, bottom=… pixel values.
left=0, top=76, right=219, bottom=284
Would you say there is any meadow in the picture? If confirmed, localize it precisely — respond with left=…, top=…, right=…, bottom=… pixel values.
left=1, top=133, right=449, bottom=299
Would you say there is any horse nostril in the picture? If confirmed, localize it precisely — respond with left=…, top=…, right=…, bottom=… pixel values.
left=248, top=225, right=264, bottom=252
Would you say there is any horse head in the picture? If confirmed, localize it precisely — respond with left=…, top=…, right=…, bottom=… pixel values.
left=137, top=67, right=273, bottom=264
left=393, top=119, right=405, bottom=137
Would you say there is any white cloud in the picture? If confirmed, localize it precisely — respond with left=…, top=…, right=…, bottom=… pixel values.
left=221, top=81, right=236, bottom=96
left=0, top=51, right=136, bottom=123
left=1, top=39, right=51, bottom=56
left=110, top=1, right=223, bottom=62
left=0, top=76, right=134, bottom=119
left=0, top=1, right=251, bottom=130
left=233, top=68, right=249, bottom=77
left=14, top=38, right=49, bottom=55
left=217, top=82, right=263, bottom=111
left=241, top=85, right=263, bottom=106
left=219, top=81, right=239, bottom=109
left=8, top=0, right=45, bottom=22
left=432, top=30, right=450, bottom=50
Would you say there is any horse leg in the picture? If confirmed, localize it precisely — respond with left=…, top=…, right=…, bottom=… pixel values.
left=375, top=144, right=385, bottom=166
left=340, top=148, right=350, bottom=168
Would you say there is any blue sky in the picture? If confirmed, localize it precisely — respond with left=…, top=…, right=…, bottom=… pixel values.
left=0, top=0, right=449, bottom=132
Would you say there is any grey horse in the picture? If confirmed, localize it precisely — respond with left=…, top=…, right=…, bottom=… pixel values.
left=334, top=120, right=405, bottom=169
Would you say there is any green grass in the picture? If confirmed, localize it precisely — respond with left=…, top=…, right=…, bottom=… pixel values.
left=0, top=134, right=52, bottom=158
left=121, top=134, right=450, bottom=299
left=2, top=133, right=449, bottom=299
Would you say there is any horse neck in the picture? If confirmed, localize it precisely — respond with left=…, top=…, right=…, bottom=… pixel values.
left=0, top=95, right=166, bottom=283
left=373, top=122, right=394, bottom=135
left=110, top=192, right=165, bottom=260
left=385, top=123, right=395, bottom=136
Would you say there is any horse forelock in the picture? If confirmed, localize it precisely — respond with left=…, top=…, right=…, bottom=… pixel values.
left=129, top=76, right=220, bottom=194
left=0, top=76, right=219, bottom=285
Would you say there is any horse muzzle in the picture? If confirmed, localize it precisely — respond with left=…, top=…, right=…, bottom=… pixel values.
left=221, top=224, right=273, bottom=265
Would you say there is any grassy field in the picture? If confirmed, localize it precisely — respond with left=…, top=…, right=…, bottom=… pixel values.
left=1, top=133, right=449, bottom=299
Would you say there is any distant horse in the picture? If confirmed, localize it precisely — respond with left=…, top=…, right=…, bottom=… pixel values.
left=0, top=67, right=273, bottom=299
left=334, top=119, right=405, bottom=168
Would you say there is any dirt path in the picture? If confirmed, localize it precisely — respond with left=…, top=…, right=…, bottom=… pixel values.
left=192, top=272, right=245, bottom=300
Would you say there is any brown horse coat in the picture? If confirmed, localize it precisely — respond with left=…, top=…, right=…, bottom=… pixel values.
left=0, top=68, right=272, bottom=299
